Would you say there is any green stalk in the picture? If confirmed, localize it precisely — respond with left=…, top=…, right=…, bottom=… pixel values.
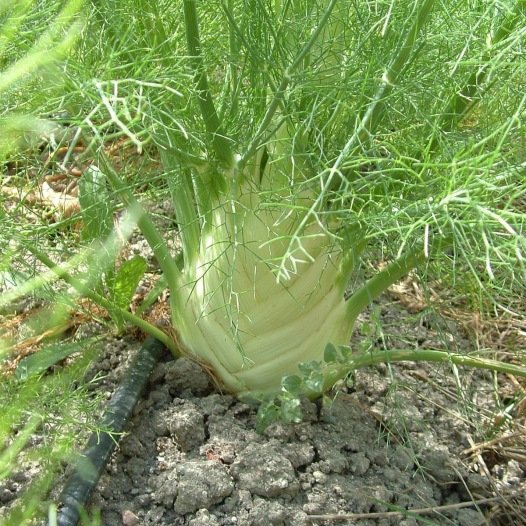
left=239, top=0, right=339, bottom=169
left=326, top=0, right=435, bottom=187
left=321, top=347, right=526, bottom=394
left=345, top=248, right=426, bottom=325
left=183, top=0, right=233, bottom=167
left=367, top=0, right=435, bottom=134
left=438, top=0, right=526, bottom=133
left=160, top=150, right=201, bottom=261
left=97, top=154, right=183, bottom=318
left=0, top=250, right=87, bottom=310
left=28, top=247, right=179, bottom=355
left=225, top=0, right=239, bottom=118
left=351, top=349, right=526, bottom=378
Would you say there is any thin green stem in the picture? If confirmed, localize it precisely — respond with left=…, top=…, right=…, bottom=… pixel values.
left=286, top=0, right=339, bottom=74
left=326, top=0, right=435, bottom=188
left=183, top=0, right=233, bottom=167
left=98, top=154, right=183, bottom=317
left=351, top=349, right=526, bottom=377
left=220, top=1, right=281, bottom=108
left=27, top=247, right=179, bottom=355
left=437, top=0, right=526, bottom=134
left=321, top=348, right=526, bottom=394
left=345, top=248, right=426, bottom=325
left=239, top=0, right=339, bottom=170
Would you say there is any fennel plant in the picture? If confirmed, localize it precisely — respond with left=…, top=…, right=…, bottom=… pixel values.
left=6, top=0, right=526, bottom=407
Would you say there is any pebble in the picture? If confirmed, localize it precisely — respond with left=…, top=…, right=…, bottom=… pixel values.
left=122, top=510, right=139, bottom=526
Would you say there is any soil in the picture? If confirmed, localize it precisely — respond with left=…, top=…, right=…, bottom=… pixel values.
left=44, top=301, right=525, bottom=526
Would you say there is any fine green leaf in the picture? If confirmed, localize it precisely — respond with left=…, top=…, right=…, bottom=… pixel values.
left=324, top=343, right=352, bottom=365
left=298, top=361, right=325, bottom=396
left=255, top=400, right=280, bottom=433
left=279, top=395, right=303, bottom=424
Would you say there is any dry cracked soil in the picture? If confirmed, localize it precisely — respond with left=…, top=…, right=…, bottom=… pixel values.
left=33, top=302, right=524, bottom=526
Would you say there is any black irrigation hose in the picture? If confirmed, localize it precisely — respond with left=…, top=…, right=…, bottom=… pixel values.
left=55, top=337, right=170, bottom=526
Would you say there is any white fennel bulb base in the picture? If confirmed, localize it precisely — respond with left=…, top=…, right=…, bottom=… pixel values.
left=173, top=193, right=351, bottom=396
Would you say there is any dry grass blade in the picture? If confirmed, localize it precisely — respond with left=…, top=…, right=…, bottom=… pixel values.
left=305, top=492, right=524, bottom=522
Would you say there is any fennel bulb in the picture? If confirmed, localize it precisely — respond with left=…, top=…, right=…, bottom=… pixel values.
left=175, top=188, right=351, bottom=396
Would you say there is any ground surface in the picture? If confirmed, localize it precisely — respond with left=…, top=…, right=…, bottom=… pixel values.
left=50, top=300, right=526, bottom=526
left=2, top=279, right=525, bottom=526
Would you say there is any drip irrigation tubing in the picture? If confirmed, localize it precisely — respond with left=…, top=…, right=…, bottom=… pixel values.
left=54, top=337, right=170, bottom=526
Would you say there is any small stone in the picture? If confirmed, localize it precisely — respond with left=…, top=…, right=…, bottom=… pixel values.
left=0, top=487, right=15, bottom=503
left=312, top=471, right=327, bottom=484
left=122, top=510, right=139, bottom=526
